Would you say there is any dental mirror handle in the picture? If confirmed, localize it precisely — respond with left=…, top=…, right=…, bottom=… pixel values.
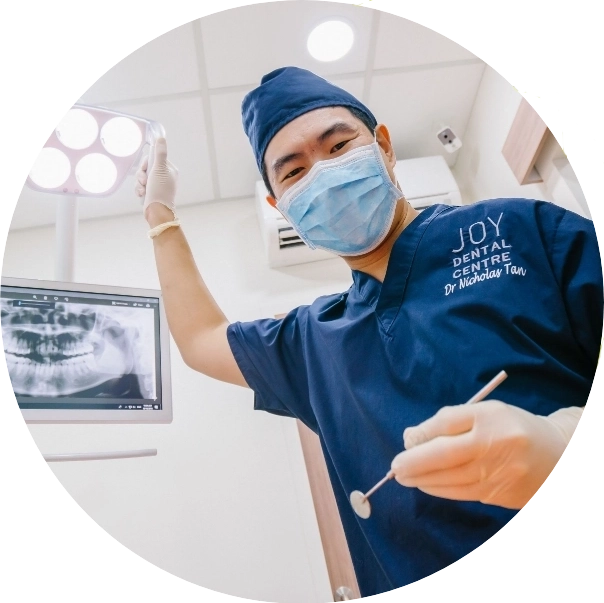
left=363, top=471, right=395, bottom=499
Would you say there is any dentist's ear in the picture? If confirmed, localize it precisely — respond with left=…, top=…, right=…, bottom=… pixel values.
left=375, top=124, right=396, bottom=164
left=266, top=195, right=277, bottom=208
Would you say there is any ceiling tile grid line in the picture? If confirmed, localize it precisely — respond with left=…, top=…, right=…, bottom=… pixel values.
left=362, top=11, right=381, bottom=105
left=192, top=21, right=221, bottom=202
left=95, top=58, right=486, bottom=111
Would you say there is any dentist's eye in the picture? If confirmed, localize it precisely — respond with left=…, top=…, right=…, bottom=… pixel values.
left=331, top=140, right=350, bottom=153
left=283, top=167, right=304, bottom=181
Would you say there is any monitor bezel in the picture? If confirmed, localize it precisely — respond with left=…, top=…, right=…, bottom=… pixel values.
left=1, top=276, right=173, bottom=424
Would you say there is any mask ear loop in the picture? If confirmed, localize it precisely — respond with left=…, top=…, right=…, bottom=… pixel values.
left=374, top=127, right=404, bottom=193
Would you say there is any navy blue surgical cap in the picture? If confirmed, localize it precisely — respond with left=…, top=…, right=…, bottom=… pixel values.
left=242, top=66, right=378, bottom=173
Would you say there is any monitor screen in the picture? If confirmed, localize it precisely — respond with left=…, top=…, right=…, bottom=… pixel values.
left=1, top=277, right=172, bottom=423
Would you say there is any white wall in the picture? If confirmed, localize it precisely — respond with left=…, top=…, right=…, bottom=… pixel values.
left=452, top=65, right=589, bottom=218
left=2, top=198, right=354, bottom=603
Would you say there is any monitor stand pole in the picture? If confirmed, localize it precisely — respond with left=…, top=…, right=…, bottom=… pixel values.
left=46, top=196, right=158, bottom=463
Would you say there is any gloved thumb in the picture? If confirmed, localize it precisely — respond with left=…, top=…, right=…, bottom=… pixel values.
left=154, top=137, right=168, bottom=165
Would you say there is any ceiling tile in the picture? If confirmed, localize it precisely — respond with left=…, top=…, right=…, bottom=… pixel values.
left=328, top=76, right=365, bottom=102
left=210, top=88, right=259, bottom=199
left=79, top=22, right=201, bottom=104
left=374, top=13, right=477, bottom=71
left=368, top=63, right=485, bottom=166
left=199, top=3, right=375, bottom=89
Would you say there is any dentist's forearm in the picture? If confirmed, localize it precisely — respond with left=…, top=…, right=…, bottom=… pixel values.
left=146, top=203, right=228, bottom=364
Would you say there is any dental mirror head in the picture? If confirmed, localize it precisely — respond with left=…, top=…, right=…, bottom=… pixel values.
left=350, top=490, right=372, bottom=519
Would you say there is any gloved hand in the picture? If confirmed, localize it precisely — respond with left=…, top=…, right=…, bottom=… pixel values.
left=390, top=401, right=583, bottom=509
left=135, top=137, right=178, bottom=217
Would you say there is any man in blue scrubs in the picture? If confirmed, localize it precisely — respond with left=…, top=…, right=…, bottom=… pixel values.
left=137, top=67, right=602, bottom=596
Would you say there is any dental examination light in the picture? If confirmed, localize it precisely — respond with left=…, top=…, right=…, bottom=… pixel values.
left=26, top=104, right=165, bottom=282
left=307, top=20, right=354, bottom=62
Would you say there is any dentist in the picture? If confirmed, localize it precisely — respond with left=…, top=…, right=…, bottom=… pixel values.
left=137, top=67, right=602, bottom=596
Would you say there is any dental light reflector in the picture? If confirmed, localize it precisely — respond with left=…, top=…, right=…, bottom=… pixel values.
left=55, top=108, right=99, bottom=150
left=101, top=116, right=143, bottom=157
left=307, top=20, right=354, bottom=62
left=26, top=104, right=163, bottom=198
left=75, top=153, right=118, bottom=194
left=29, top=147, right=71, bottom=189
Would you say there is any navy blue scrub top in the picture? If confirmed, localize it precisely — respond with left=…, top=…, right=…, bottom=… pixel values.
left=227, top=199, right=603, bottom=597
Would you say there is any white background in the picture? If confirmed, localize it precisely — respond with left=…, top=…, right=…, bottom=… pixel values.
left=1, top=1, right=602, bottom=602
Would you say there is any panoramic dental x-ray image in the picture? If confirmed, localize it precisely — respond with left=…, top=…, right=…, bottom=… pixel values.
left=2, top=299, right=155, bottom=400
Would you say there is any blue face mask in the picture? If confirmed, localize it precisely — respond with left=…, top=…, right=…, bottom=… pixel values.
left=276, top=138, right=402, bottom=256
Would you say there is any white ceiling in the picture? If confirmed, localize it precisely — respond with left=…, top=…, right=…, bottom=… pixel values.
left=11, top=1, right=485, bottom=231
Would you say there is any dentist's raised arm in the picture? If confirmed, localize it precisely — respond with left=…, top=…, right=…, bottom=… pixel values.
left=135, top=138, right=248, bottom=387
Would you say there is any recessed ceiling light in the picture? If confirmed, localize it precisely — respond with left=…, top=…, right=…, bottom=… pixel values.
left=307, top=20, right=354, bottom=62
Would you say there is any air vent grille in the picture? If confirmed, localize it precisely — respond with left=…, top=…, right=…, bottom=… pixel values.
left=278, top=224, right=306, bottom=249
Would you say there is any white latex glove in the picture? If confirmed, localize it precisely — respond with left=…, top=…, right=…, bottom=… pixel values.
left=135, top=137, right=178, bottom=216
left=390, top=401, right=583, bottom=509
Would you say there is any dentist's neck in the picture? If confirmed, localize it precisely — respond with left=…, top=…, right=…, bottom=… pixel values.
left=344, top=198, right=419, bottom=283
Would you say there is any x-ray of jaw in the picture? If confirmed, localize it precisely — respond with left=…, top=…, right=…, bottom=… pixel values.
left=1, top=301, right=156, bottom=399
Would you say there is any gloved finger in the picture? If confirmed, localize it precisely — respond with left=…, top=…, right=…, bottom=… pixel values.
left=415, top=482, right=484, bottom=503
left=135, top=185, right=145, bottom=197
left=391, top=431, right=477, bottom=481
left=154, top=137, right=168, bottom=164
left=404, top=404, right=476, bottom=449
left=141, top=155, right=148, bottom=171
left=136, top=170, right=147, bottom=187
left=396, top=459, right=480, bottom=488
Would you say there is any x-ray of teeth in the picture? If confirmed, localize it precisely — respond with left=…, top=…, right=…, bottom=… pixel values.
left=1, top=300, right=156, bottom=399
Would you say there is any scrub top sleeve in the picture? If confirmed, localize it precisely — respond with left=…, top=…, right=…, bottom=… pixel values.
left=226, top=307, right=317, bottom=431
left=541, top=203, right=603, bottom=367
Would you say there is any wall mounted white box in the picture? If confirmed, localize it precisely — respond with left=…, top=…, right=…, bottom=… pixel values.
left=394, top=155, right=462, bottom=210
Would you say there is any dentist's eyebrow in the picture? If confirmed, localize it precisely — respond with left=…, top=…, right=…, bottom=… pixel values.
left=271, top=122, right=359, bottom=179
left=316, top=121, right=358, bottom=144
left=272, top=152, right=304, bottom=179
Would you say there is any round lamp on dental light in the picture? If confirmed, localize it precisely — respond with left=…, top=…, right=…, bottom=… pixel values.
left=25, top=104, right=165, bottom=282
left=27, top=104, right=162, bottom=197
left=307, top=20, right=355, bottom=62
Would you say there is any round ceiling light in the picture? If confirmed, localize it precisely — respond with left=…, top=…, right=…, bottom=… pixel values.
left=55, top=108, right=99, bottom=150
left=75, top=153, right=117, bottom=194
left=101, top=116, right=143, bottom=157
left=307, top=20, right=354, bottom=62
left=29, top=147, right=71, bottom=189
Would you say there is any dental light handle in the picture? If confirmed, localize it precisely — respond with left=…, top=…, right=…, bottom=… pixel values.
left=44, top=449, right=158, bottom=462
left=146, top=121, right=166, bottom=175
